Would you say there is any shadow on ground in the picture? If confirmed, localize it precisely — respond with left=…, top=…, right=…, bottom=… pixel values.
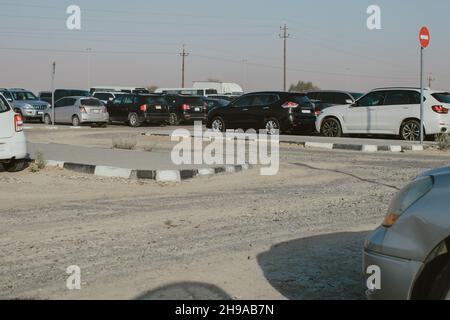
left=257, top=231, right=369, bottom=300
left=135, top=282, right=232, bottom=300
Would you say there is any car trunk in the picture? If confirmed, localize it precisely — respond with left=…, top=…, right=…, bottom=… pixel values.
left=183, top=97, right=205, bottom=115
left=143, top=97, right=169, bottom=115
left=81, top=99, right=105, bottom=115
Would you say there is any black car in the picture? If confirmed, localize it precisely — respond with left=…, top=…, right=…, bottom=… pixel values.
left=206, top=92, right=316, bottom=134
left=107, top=94, right=170, bottom=127
left=164, top=95, right=207, bottom=126
left=306, top=90, right=363, bottom=114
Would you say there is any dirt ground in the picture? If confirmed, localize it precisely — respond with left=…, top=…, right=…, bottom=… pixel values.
left=2, top=130, right=450, bottom=300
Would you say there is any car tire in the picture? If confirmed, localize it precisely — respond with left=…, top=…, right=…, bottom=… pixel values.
left=264, top=118, right=281, bottom=135
left=400, top=120, right=422, bottom=141
left=2, top=159, right=28, bottom=172
left=72, top=115, right=80, bottom=127
left=128, top=113, right=141, bottom=127
left=44, top=114, right=52, bottom=125
left=321, top=117, right=342, bottom=137
left=211, top=116, right=226, bottom=132
left=169, top=113, right=180, bottom=126
left=428, top=261, right=450, bottom=300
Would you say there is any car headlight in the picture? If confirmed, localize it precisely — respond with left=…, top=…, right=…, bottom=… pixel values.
left=382, top=176, right=434, bottom=227
left=23, top=104, right=33, bottom=109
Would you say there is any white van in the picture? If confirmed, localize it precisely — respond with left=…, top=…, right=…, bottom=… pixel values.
left=0, top=93, right=28, bottom=171
left=154, top=88, right=218, bottom=96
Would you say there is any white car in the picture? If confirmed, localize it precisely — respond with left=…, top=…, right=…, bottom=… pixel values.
left=316, top=87, right=450, bottom=141
left=0, top=93, right=28, bottom=171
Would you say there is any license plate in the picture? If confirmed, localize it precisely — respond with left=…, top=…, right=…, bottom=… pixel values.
left=37, top=112, right=43, bottom=115
left=155, top=105, right=162, bottom=110
left=195, top=107, right=201, bottom=112
left=93, top=109, right=100, bottom=113
left=301, top=109, right=312, bottom=114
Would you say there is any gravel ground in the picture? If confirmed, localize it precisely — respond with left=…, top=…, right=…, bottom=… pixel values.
left=1, top=137, right=450, bottom=300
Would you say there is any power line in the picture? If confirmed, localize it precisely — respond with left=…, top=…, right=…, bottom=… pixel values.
left=279, top=24, right=290, bottom=91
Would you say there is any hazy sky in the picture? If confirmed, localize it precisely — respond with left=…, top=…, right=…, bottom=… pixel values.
left=1, top=0, right=450, bottom=93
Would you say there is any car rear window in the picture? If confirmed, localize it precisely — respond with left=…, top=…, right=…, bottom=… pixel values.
left=432, top=92, right=450, bottom=103
left=0, top=95, right=10, bottom=112
left=81, top=99, right=103, bottom=106
left=291, top=95, right=314, bottom=108
left=143, top=96, right=166, bottom=105
left=183, top=97, right=204, bottom=106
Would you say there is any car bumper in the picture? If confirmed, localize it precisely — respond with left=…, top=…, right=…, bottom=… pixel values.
left=143, top=114, right=170, bottom=123
left=80, top=113, right=109, bottom=123
left=363, top=249, right=423, bottom=300
left=283, top=116, right=317, bottom=132
left=184, top=113, right=207, bottom=122
left=0, top=132, right=28, bottom=161
left=23, top=109, right=45, bottom=119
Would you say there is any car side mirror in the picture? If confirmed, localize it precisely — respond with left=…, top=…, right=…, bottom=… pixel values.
left=345, top=99, right=353, bottom=104
left=6, top=98, right=13, bottom=102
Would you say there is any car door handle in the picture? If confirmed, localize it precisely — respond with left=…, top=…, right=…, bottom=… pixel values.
left=263, top=107, right=270, bottom=110
left=242, top=108, right=249, bottom=111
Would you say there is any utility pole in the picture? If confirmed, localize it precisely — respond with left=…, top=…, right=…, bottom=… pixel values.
left=51, top=61, right=56, bottom=126
left=427, top=73, right=435, bottom=88
left=179, top=45, right=189, bottom=88
left=279, top=24, right=290, bottom=91
left=86, top=48, right=92, bottom=89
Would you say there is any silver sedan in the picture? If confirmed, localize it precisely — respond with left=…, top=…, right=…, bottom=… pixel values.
left=363, top=166, right=450, bottom=300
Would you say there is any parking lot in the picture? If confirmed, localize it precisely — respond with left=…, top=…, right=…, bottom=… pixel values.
left=1, top=124, right=449, bottom=299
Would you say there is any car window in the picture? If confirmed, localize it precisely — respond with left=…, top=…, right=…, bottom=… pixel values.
left=55, top=98, right=69, bottom=108
left=232, top=95, right=254, bottom=107
left=123, top=96, right=134, bottom=104
left=12, top=91, right=38, bottom=101
left=144, top=96, right=166, bottom=105
left=432, top=92, right=450, bottom=103
left=94, top=93, right=111, bottom=101
left=384, top=91, right=411, bottom=105
left=306, top=92, right=318, bottom=100
left=112, top=96, right=124, bottom=105
left=183, top=97, right=204, bottom=106
left=1, top=91, right=13, bottom=101
left=291, top=95, right=314, bottom=108
left=81, top=98, right=103, bottom=106
left=357, top=91, right=386, bottom=107
left=333, top=93, right=352, bottom=104
left=252, top=94, right=280, bottom=106
left=0, top=95, right=10, bottom=112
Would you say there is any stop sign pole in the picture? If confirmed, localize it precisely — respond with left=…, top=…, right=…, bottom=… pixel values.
left=419, top=26, right=430, bottom=145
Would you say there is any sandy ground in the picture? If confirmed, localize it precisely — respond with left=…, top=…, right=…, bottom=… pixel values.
left=2, top=128, right=450, bottom=300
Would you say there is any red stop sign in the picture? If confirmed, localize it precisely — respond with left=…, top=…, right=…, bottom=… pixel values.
left=419, top=27, right=430, bottom=48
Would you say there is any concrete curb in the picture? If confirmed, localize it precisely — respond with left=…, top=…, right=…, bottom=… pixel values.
left=143, top=132, right=429, bottom=153
left=45, top=160, right=253, bottom=182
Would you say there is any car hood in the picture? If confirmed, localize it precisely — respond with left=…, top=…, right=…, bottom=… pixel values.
left=16, top=100, right=49, bottom=106
left=319, top=104, right=351, bottom=114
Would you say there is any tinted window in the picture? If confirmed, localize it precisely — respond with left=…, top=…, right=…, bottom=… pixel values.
left=350, top=92, right=364, bottom=100
left=81, top=98, right=103, bottom=106
left=306, top=92, right=319, bottom=100
left=40, top=92, right=52, bottom=98
left=0, top=95, right=10, bottom=112
left=123, top=96, right=134, bottom=104
left=357, top=91, right=386, bottom=106
left=55, top=98, right=70, bottom=108
left=384, top=91, right=411, bottom=105
left=1, top=91, right=13, bottom=100
left=251, top=94, right=279, bottom=106
left=94, top=93, right=113, bottom=101
left=432, top=92, right=450, bottom=103
left=291, top=95, right=314, bottom=108
left=183, top=97, right=205, bottom=106
left=143, top=96, right=166, bottom=105
left=205, top=89, right=218, bottom=95
left=12, top=91, right=38, bottom=101
left=316, top=92, right=334, bottom=103
left=233, top=95, right=254, bottom=107
left=112, top=96, right=125, bottom=105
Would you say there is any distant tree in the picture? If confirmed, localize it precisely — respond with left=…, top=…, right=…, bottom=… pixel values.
left=289, top=81, right=320, bottom=92
left=146, top=85, right=158, bottom=93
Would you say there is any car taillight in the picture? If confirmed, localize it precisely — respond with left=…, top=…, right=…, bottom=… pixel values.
left=432, top=105, right=449, bottom=114
left=181, top=104, right=190, bottom=110
left=80, top=106, right=87, bottom=113
left=282, top=101, right=299, bottom=108
left=140, top=104, right=147, bottom=112
left=14, top=114, right=23, bottom=132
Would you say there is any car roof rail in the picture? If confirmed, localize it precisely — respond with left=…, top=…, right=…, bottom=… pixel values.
left=372, top=86, right=427, bottom=91
left=9, top=88, right=27, bottom=91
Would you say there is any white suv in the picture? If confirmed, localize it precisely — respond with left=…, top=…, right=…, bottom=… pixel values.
left=0, top=93, right=28, bottom=171
left=316, top=87, right=450, bottom=141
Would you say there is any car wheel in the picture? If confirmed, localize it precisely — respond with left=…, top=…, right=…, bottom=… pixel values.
left=44, top=114, right=52, bottom=125
left=72, top=115, right=80, bottom=127
left=2, top=159, right=28, bottom=172
left=264, top=118, right=280, bottom=135
left=169, top=113, right=180, bottom=126
left=211, top=117, right=226, bottom=132
left=400, top=120, right=421, bottom=141
left=428, top=262, right=450, bottom=300
left=321, top=118, right=342, bottom=137
left=128, top=113, right=141, bottom=127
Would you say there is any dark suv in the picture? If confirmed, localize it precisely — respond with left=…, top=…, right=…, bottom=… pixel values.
left=306, top=90, right=363, bottom=114
left=206, top=92, right=315, bottom=134
left=164, top=95, right=207, bottom=125
left=107, top=94, right=170, bottom=127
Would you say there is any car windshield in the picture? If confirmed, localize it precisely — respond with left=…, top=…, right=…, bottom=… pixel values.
left=432, top=92, right=450, bottom=103
left=12, top=91, right=38, bottom=101
left=81, top=98, right=103, bottom=106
